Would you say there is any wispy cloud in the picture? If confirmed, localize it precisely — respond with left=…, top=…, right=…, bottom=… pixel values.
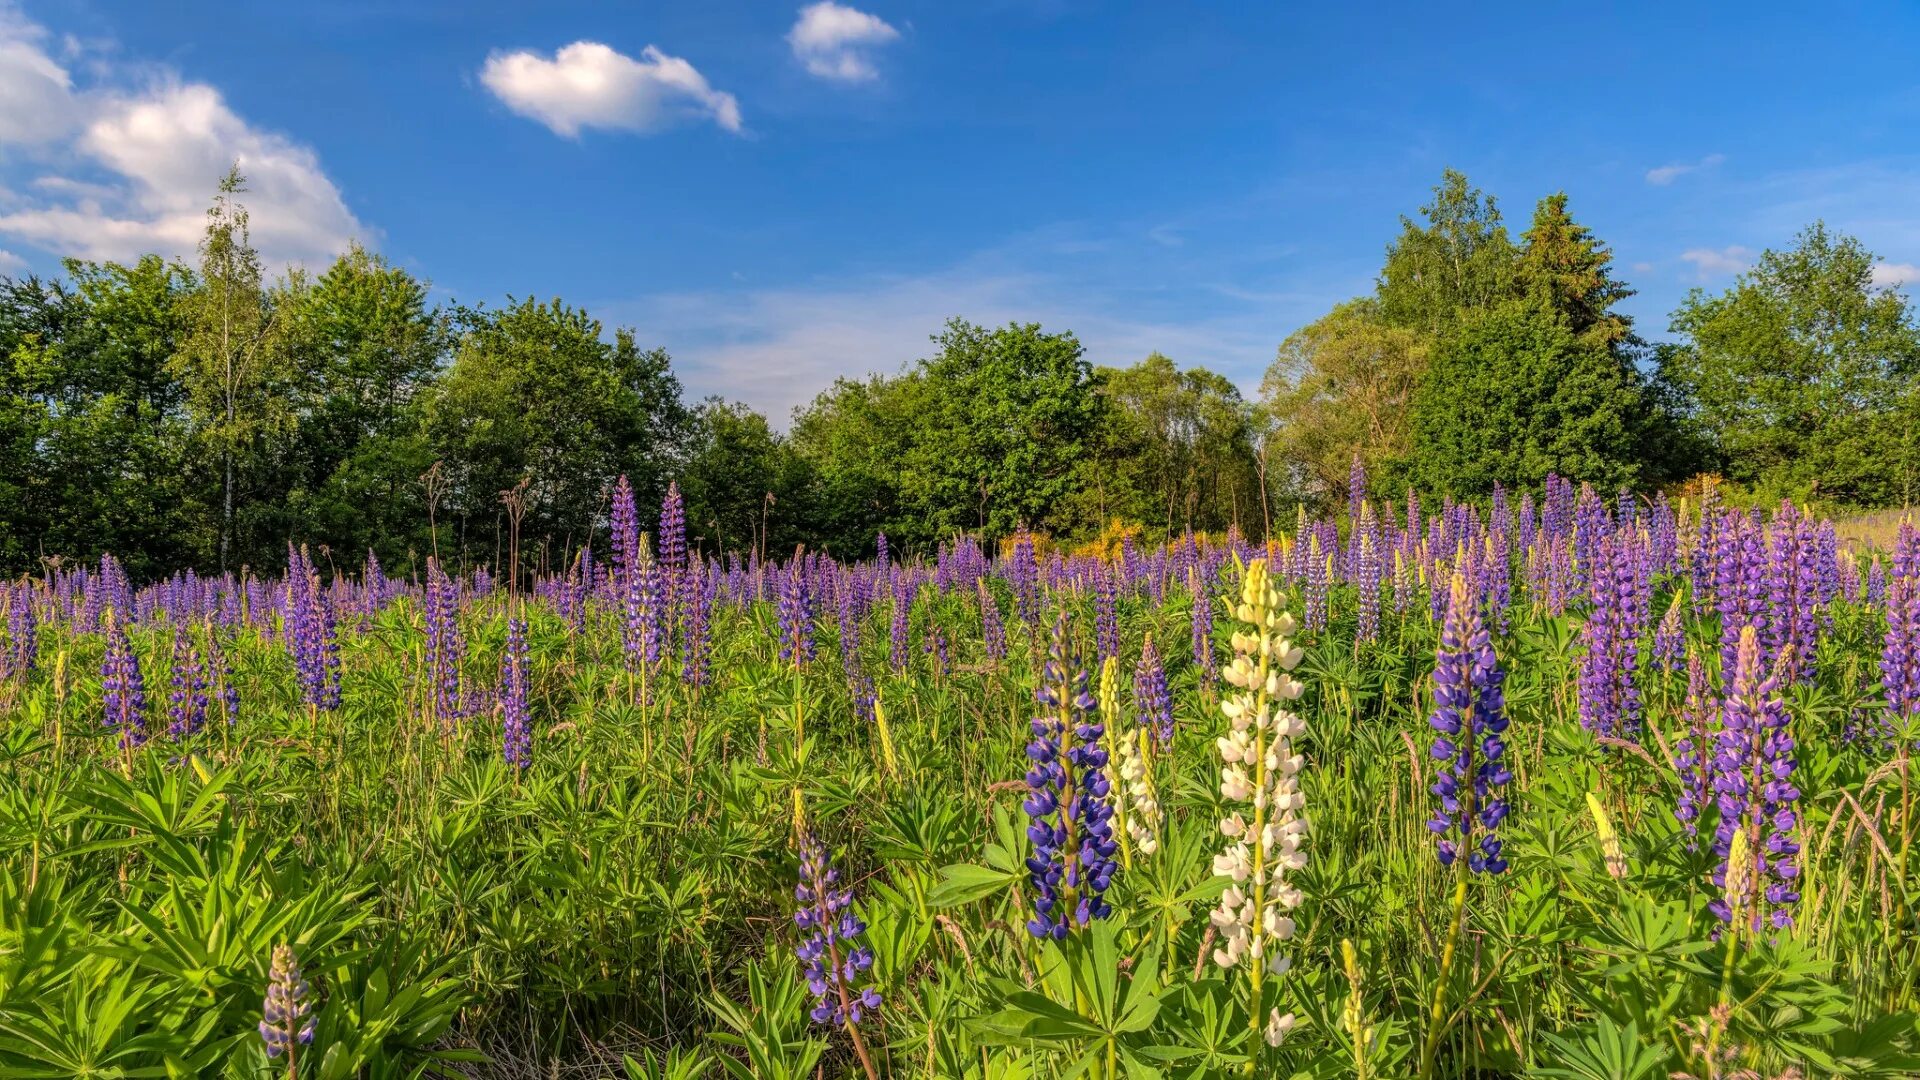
left=0, top=4, right=367, bottom=269
left=606, top=228, right=1344, bottom=423
left=787, top=2, right=900, bottom=83
left=1679, top=245, right=1753, bottom=279
left=1872, top=260, right=1920, bottom=289
left=480, top=41, right=742, bottom=136
left=1646, top=153, right=1725, bottom=186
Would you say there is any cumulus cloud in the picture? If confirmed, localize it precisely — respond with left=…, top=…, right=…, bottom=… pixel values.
left=1679, top=245, right=1753, bottom=278
left=480, top=41, right=741, bottom=136
left=0, top=4, right=366, bottom=269
left=1646, top=153, right=1725, bottom=186
left=788, top=2, right=899, bottom=82
left=1872, top=261, right=1920, bottom=289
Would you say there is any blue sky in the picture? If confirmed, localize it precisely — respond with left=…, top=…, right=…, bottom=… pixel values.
left=4, top=2, right=1920, bottom=420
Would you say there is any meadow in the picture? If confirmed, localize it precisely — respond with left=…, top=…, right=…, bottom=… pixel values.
left=2, top=471, right=1918, bottom=1079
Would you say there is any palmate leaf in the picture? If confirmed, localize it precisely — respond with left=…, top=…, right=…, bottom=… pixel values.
left=928, top=862, right=1019, bottom=909
left=1529, top=1015, right=1666, bottom=1080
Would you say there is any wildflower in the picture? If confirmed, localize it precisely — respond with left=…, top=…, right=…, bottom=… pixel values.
left=888, top=575, right=911, bottom=674
left=1099, top=657, right=1161, bottom=860
left=1095, top=562, right=1119, bottom=663
left=1427, top=572, right=1511, bottom=873
left=1208, top=559, right=1307, bottom=1048
left=166, top=626, right=208, bottom=739
left=1133, top=634, right=1172, bottom=745
left=424, top=558, right=465, bottom=728
left=5, top=584, right=36, bottom=678
left=979, top=580, right=1006, bottom=666
left=1709, top=626, right=1801, bottom=931
left=682, top=557, right=714, bottom=688
left=1190, top=568, right=1215, bottom=692
left=1577, top=534, right=1643, bottom=740
left=259, top=943, right=316, bottom=1062
left=204, top=623, right=240, bottom=724
left=1585, top=792, right=1628, bottom=879
left=1023, top=612, right=1118, bottom=938
left=102, top=613, right=147, bottom=749
left=659, top=481, right=687, bottom=627
left=793, top=836, right=882, bottom=1080
left=501, top=617, right=531, bottom=768
left=1884, top=573, right=1920, bottom=726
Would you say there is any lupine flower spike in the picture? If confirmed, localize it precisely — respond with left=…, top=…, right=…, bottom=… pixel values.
left=1022, top=612, right=1119, bottom=938
left=794, top=835, right=882, bottom=1080
left=1209, top=558, right=1307, bottom=1050
left=259, top=943, right=316, bottom=1073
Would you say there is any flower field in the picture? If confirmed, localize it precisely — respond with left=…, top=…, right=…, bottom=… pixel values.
left=3, top=471, right=1920, bottom=1079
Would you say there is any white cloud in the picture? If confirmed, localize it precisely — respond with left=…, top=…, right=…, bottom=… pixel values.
left=0, top=248, right=23, bottom=272
left=1679, top=245, right=1753, bottom=278
left=610, top=256, right=1309, bottom=424
left=1872, top=261, right=1920, bottom=289
left=1646, top=153, right=1725, bottom=186
left=0, top=7, right=79, bottom=144
left=788, top=2, right=899, bottom=82
left=480, top=41, right=741, bottom=136
left=0, top=5, right=366, bottom=269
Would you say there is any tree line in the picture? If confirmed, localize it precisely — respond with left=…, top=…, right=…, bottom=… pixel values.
left=3, top=168, right=1917, bottom=579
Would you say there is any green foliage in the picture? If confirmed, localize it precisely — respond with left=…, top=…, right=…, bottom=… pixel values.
left=1409, top=297, right=1648, bottom=495
left=426, top=297, right=689, bottom=557
left=1665, top=222, right=1920, bottom=506
left=1264, top=300, right=1425, bottom=508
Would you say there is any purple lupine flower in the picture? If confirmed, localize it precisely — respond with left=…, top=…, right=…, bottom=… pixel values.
left=500, top=617, right=532, bottom=768
left=1763, top=504, right=1820, bottom=683
left=1869, top=558, right=1889, bottom=606
left=1347, top=454, right=1368, bottom=570
left=102, top=614, right=147, bottom=749
left=1023, top=612, right=1119, bottom=937
left=1427, top=572, right=1511, bottom=874
left=1717, top=513, right=1769, bottom=684
left=683, top=557, right=714, bottom=688
left=1355, top=503, right=1383, bottom=644
left=1189, top=568, right=1215, bottom=691
left=1577, top=534, right=1644, bottom=740
left=925, top=626, right=950, bottom=676
left=5, top=583, right=36, bottom=679
left=1709, top=626, right=1801, bottom=930
left=285, top=545, right=342, bottom=713
left=1094, top=562, right=1119, bottom=663
left=1884, top=573, right=1920, bottom=729
left=1303, top=531, right=1330, bottom=632
left=204, top=624, right=239, bottom=724
left=165, top=626, right=208, bottom=739
left=259, top=943, right=315, bottom=1060
left=777, top=560, right=815, bottom=667
left=1133, top=635, right=1172, bottom=745
left=888, top=575, right=911, bottom=674
left=875, top=531, right=889, bottom=570
left=637, top=559, right=666, bottom=670
left=364, top=550, right=388, bottom=615
left=424, top=558, right=465, bottom=728
left=794, top=835, right=881, bottom=1027
left=1009, top=530, right=1039, bottom=626
left=979, top=580, right=1006, bottom=666
left=659, top=481, right=687, bottom=627
left=1673, top=651, right=1718, bottom=844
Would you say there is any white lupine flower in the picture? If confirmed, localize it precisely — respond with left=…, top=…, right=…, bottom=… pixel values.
left=1265, top=1009, right=1296, bottom=1047
left=1206, top=559, right=1310, bottom=1056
